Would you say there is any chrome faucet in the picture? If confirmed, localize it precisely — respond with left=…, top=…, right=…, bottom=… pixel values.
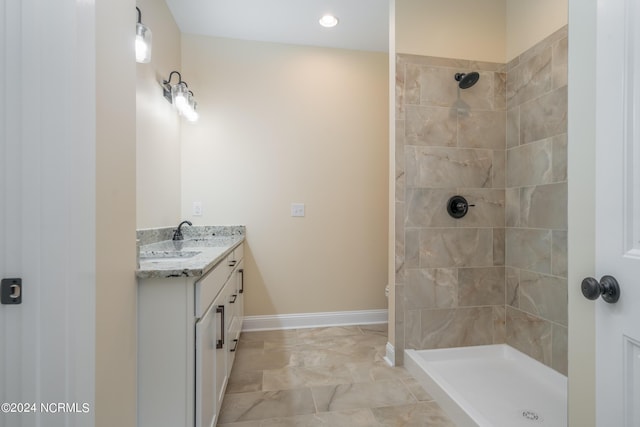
left=172, top=220, right=192, bottom=241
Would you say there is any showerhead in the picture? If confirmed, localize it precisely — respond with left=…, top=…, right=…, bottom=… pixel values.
left=454, top=72, right=480, bottom=89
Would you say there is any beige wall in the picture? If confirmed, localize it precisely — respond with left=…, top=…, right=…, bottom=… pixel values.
left=567, top=0, right=596, bottom=424
left=96, top=0, right=137, bottom=425
left=506, top=0, right=568, bottom=61
left=396, top=0, right=506, bottom=63
left=395, top=0, right=568, bottom=63
left=136, top=0, right=182, bottom=229
left=180, top=35, right=389, bottom=316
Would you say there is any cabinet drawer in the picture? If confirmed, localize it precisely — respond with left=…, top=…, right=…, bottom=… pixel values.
left=195, top=255, right=230, bottom=318
left=233, top=244, right=244, bottom=262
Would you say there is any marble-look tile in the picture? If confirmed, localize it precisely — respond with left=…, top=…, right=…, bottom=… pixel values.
left=419, top=228, right=493, bottom=268
left=405, top=146, right=493, bottom=189
left=506, top=267, right=520, bottom=307
left=405, top=268, right=458, bottom=310
left=506, top=306, right=552, bottom=366
left=506, top=107, right=520, bottom=148
left=241, top=330, right=299, bottom=345
left=312, top=380, right=415, bottom=412
left=552, top=323, right=568, bottom=376
left=418, top=307, right=494, bottom=349
left=347, top=361, right=412, bottom=383
left=396, top=202, right=405, bottom=283
left=492, top=150, right=506, bottom=189
left=404, top=229, right=419, bottom=269
left=505, top=188, right=520, bottom=227
left=494, top=72, right=507, bottom=111
left=520, top=183, right=568, bottom=229
left=507, top=138, right=553, bottom=187
left=507, top=47, right=552, bottom=107
left=296, top=333, right=386, bottom=352
left=405, top=189, right=456, bottom=228
left=395, top=284, right=405, bottom=366
left=458, top=267, right=505, bottom=307
left=493, top=228, right=505, bottom=266
left=294, top=346, right=379, bottom=369
left=518, top=271, right=568, bottom=326
left=401, top=377, right=434, bottom=402
left=552, top=230, right=568, bottom=278
left=259, top=413, right=325, bottom=427
left=457, top=110, right=506, bottom=149
left=262, top=365, right=353, bottom=391
left=493, top=306, right=506, bottom=344
left=316, top=409, right=381, bottom=427
left=506, top=55, right=520, bottom=72
left=371, top=402, right=456, bottom=427
left=404, top=309, right=421, bottom=350
left=456, top=71, right=499, bottom=110
left=520, top=86, right=567, bottom=144
left=396, top=120, right=405, bottom=188
left=218, top=389, right=316, bottom=423
left=457, top=189, right=505, bottom=227
left=517, top=26, right=567, bottom=67
left=296, top=326, right=362, bottom=339
left=404, top=63, right=422, bottom=106
left=418, top=66, right=460, bottom=107
left=233, top=350, right=298, bottom=372
left=227, top=370, right=263, bottom=394
left=217, top=421, right=262, bottom=427
left=359, top=323, right=388, bottom=336
left=552, top=37, right=568, bottom=90
left=396, top=58, right=406, bottom=119
left=398, top=54, right=502, bottom=72
left=552, top=133, right=568, bottom=182
left=505, top=228, right=551, bottom=274
left=405, top=105, right=457, bottom=147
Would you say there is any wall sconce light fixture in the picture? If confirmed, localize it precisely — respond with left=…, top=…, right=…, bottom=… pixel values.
left=163, top=71, right=199, bottom=122
left=136, top=7, right=152, bottom=63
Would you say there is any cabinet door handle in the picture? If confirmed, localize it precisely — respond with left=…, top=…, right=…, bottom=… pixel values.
left=230, top=339, right=239, bottom=352
left=230, top=294, right=237, bottom=304
left=228, top=260, right=237, bottom=267
left=216, top=305, right=225, bottom=349
left=239, top=268, right=244, bottom=294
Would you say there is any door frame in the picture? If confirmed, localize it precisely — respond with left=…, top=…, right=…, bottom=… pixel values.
left=567, top=0, right=597, bottom=426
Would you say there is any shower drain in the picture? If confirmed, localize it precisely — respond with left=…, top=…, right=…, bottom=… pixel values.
left=519, top=409, right=544, bottom=423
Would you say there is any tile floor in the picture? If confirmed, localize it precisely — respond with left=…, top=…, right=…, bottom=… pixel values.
left=217, top=324, right=456, bottom=426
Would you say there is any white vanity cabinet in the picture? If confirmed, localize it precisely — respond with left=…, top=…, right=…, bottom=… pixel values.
left=138, top=243, right=244, bottom=427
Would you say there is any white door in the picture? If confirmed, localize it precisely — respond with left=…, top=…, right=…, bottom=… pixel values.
left=594, top=0, right=640, bottom=425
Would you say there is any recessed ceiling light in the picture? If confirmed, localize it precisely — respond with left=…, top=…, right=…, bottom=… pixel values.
left=319, top=14, right=339, bottom=28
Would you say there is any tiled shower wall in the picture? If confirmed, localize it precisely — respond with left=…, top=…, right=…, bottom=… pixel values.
left=505, top=27, right=568, bottom=375
left=395, top=55, right=508, bottom=356
left=395, top=26, right=568, bottom=375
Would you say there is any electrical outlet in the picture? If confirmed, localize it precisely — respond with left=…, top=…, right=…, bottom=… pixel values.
left=291, top=203, right=305, bottom=217
left=193, top=201, right=203, bottom=216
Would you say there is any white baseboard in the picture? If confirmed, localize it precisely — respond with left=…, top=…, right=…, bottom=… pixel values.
left=384, top=342, right=395, bottom=367
left=242, top=309, right=388, bottom=332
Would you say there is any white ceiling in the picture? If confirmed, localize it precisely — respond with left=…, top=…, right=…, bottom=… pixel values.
left=164, top=0, right=390, bottom=52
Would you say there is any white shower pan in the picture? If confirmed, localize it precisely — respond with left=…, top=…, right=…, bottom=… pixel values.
left=405, top=344, right=567, bottom=427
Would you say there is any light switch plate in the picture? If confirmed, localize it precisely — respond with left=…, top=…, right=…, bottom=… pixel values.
left=291, top=203, right=305, bottom=217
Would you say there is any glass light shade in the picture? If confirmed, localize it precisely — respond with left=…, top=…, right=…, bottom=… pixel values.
left=185, top=94, right=199, bottom=122
left=135, top=23, right=152, bottom=63
left=171, top=83, right=189, bottom=114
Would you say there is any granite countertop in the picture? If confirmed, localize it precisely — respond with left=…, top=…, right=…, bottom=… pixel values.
left=136, top=225, right=245, bottom=279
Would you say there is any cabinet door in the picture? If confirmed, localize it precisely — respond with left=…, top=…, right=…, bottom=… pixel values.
left=195, top=301, right=217, bottom=427
left=236, top=260, right=245, bottom=329
left=213, top=286, right=230, bottom=413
